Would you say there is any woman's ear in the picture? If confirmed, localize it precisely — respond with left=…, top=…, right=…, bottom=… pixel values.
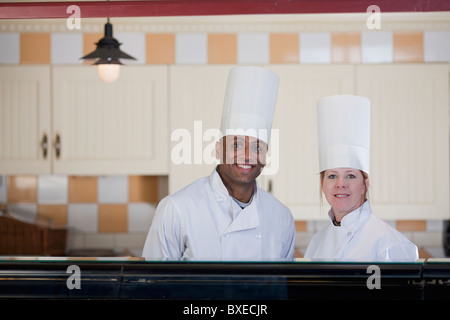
left=364, top=177, right=370, bottom=191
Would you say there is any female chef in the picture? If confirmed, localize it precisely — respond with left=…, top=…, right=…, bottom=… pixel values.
left=142, top=66, right=296, bottom=260
left=304, top=95, right=418, bottom=262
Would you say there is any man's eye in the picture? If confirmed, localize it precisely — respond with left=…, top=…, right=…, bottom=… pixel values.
left=233, top=143, right=243, bottom=149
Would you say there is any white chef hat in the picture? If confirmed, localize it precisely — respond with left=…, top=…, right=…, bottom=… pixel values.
left=317, top=94, right=371, bottom=174
left=220, top=66, right=279, bottom=144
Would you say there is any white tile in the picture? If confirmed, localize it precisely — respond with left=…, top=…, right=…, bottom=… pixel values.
left=0, top=33, right=20, bottom=64
left=38, top=175, right=68, bottom=204
left=51, top=33, right=83, bottom=64
left=67, top=203, right=98, bottom=233
left=410, top=231, right=442, bottom=247
left=114, top=32, right=145, bottom=64
left=237, top=33, right=269, bottom=64
left=299, top=32, right=331, bottom=64
left=0, top=175, right=7, bottom=203
left=424, top=31, right=450, bottom=62
left=175, top=33, right=207, bottom=64
left=84, top=234, right=114, bottom=249
left=361, top=31, right=393, bottom=63
left=128, top=203, right=156, bottom=233
left=7, top=204, right=37, bottom=223
left=113, top=233, right=147, bottom=250
left=98, top=175, right=128, bottom=203
left=427, top=220, right=445, bottom=231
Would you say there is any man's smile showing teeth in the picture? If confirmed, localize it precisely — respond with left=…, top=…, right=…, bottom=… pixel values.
left=237, top=164, right=252, bottom=169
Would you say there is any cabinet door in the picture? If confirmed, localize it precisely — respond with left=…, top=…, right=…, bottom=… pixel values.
left=265, top=65, right=354, bottom=220
left=52, top=66, right=168, bottom=175
left=169, top=66, right=233, bottom=193
left=357, top=64, right=449, bottom=220
left=0, top=66, right=51, bottom=174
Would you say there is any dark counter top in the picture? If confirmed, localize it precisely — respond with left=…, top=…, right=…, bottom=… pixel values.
left=0, top=257, right=449, bottom=300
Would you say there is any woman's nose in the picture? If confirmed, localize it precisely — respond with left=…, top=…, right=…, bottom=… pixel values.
left=336, top=177, right=347, bottom=188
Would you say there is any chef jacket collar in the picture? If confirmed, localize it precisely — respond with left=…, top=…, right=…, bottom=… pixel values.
left=210, top=166, right=260, bottom=233
left=328, top=200, right=371, bottom=228
left=210, top=165, right=258, bottom=200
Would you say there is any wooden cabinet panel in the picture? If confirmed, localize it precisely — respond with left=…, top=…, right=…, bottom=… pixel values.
left=0, top=66, right=51, bottom=174
left=52, top=66, right=168, bottom=175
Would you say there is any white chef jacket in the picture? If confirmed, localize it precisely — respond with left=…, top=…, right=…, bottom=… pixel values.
left=304, top=201, right=418, bottom=262
left=142, top=167, right=296, bottom=260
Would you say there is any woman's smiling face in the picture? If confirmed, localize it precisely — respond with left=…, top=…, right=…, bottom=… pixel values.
left=321, top=168, right=369, bottom=220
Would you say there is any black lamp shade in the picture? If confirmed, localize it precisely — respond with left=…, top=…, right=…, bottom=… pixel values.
left=81, top=20, right=136, bottom=62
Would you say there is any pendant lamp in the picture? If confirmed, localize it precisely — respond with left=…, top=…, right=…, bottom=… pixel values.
left=81, top=18, right=136, bottom=83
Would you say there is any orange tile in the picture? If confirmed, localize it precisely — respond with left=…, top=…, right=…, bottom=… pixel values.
left=20, top=33, right=51, bottom=64
left=129, top=176, right=158, bottom=203
left=208, top=34, right=237, bottom=64
left=331, top=32, right=361, bottom=63
left=393, top=32, right=423, bottom=62
left=396, top=220, right=427, bottom=231
left=82, top=32, right=103, bottom=65
left=37, top=204, right=68, bottom=227
left=68, top=176, right=98, bottom=203
left=270, top=33, right=299, bottom=63
left=146, top=33, right=175, bottom=64
left=98, top=204, right=128, bottom=233
left=7, top=175, right=37, bottom=203
left=295, top=220, right=307, bottom=231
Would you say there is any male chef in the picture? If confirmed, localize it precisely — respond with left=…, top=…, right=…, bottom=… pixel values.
left=142, top=66, right=296, bottom=260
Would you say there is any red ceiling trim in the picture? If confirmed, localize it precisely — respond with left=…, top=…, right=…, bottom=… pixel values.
left=0, top=0, right=449, bottom=19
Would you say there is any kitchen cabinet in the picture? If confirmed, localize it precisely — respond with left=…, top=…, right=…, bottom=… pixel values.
left=356, top=64, right=449, bottom=220
left=0, top=66, right=51, bottom=174
left=169, top=65, right=233, bottom=192
left=52, top=66, right=168, bottom=175
left=0, top=65, right=168, bottom=175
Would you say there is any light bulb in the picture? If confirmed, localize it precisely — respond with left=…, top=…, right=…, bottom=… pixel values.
left=98, top=64, right=120, bottom=83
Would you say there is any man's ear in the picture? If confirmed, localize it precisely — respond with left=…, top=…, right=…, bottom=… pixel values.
left=215, top=139, right=223, bottom=161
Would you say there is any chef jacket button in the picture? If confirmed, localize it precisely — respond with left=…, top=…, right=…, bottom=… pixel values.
left=256, top=235, right=261, bottom=239
left=224, top=233, right=230, bottom=238
left=217, top=197, right=223, bottom=202
left=347, top=231, right=352, bottom=237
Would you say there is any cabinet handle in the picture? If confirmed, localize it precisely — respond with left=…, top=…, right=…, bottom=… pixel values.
left=41, top=133, right=48, bottom=159
left=54, top=133, right=61, bottom=159
left=268, top=180, right=273, bottom=194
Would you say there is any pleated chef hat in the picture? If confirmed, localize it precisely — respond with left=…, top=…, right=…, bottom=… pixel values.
left=220, top=66, right=279, bottom=144
left=317, top=94, right=371, bottom=174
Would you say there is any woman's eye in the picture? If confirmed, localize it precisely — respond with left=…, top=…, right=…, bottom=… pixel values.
left=328, top=174, right=337, bottom=179
left=347, top=174, right=356, bottom=179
